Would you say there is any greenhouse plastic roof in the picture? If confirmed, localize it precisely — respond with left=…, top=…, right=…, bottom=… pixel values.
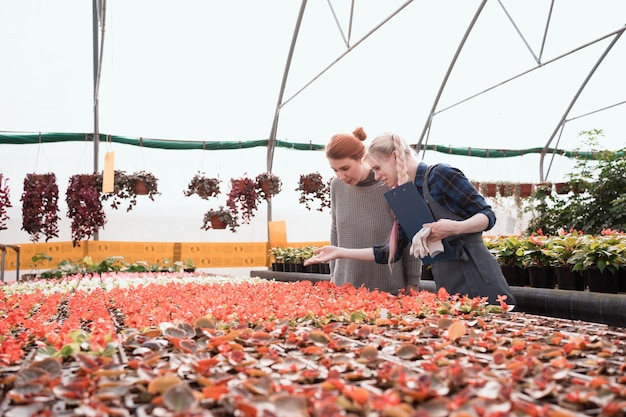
left=1, top=0, right=625, bottom=181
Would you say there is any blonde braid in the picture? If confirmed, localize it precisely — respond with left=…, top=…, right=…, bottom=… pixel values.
left=393, top=134, right=411, bottom=186
left=364, top=132, right=415, bottom=269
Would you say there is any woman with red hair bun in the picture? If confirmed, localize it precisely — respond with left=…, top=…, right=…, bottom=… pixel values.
left=323, top=126, right=421, bottom=295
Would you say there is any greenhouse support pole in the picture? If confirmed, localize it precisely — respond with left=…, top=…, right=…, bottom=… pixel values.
left=92, top=0, right=101, bottom=241
left=266, top=0, right=307, bottom=226
left=539, top=25, right=625, bottom=181
left=92, top=0, right=108, bottom=241
left=416, top=0, right=487, bottom=154
left=92, top=0, right=101, bottom=177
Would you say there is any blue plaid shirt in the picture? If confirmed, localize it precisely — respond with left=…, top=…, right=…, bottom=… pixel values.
left=374, top=162, right=495, bottom=263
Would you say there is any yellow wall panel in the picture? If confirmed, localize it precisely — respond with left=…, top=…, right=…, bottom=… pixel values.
left=1, top=240, right=329, bottom=274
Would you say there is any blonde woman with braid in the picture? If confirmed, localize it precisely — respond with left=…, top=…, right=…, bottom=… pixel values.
left=324, top=127, right=421, bottom=295
left=306, top=131, right=516, bottom=307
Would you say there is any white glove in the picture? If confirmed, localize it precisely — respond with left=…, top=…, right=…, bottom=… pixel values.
left=411, top=227, right=431, bottom=259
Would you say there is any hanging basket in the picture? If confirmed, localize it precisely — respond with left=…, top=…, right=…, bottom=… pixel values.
left=210, top=215, right=227, bottom=230
left=553, top=182, right=569, bottom=195
left=479, top=182, right=498, bottom=198
left=518, top=183, right=533, bottom=198
left=134, top=180, right=149, bottom=195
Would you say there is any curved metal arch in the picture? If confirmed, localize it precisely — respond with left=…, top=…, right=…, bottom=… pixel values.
left=539, top=24, right=625, bottom=181
left=416, top=0, right=488, bottom=155
left=266, top=0, right=308, bottom=175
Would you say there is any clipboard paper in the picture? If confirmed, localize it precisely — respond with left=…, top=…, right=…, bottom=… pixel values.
left=384, top=182, right=456, bottom=264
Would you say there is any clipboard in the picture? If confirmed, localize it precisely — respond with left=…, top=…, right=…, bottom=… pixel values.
left=384, top=182, right=456, bottom=264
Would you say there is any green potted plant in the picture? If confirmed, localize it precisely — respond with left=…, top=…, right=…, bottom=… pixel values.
left=270, top=246, right=287, bottom=271
left=485, top=235, right=527, bottom=286
left=66, top=173, right=107, bottom=247
left=184, top=172, right=221, bottom=200
left=569, top=233, right=625, bottom=293
left=296, top=172, right=331, bottom=212
left=21, top=252, right=53, bottom=281
left=520, top=233, right=556, bottom=288
left=226, top=175, right=260, bottom=224
left=183, top=258, right=196, bottom=273
left=0, top=173, right=12, bottom=231
left=20, top=173, right=61, bottom=242
left=255, top=172, right=282, bottom=201
left=550, top=230, right=585, bottom=290
left=202, top=206, right=240, bottom=233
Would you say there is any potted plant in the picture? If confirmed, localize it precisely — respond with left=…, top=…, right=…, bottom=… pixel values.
left=21, top=252, right=53, bottom=281
left=520, top=233, right=556, bottom=288
left=0, top=173, right=12, bottom=231
left=479, top=182, right=497, bottom=198
left=255, top=172, right=282, bottom=200
left=296, top=172, right=331, bottom=212
left=486, top=235, right=527, bottom=286
left=569, top=233, right=625, bottom=293
left=20, top=173, right=61, bottom=242
left=226, top=175, right=260, bottom=224
left=184, top=172, right=221, bottom=200
left=496, top=181, right=515, bottom=198
left=270, top=246, right=287, bottom=271
left=98, top=170, right=132, bottom=211
left=66, top=173, right=107, bottom=247
left=183, top=258, right=196, bottom=273
left=126, top=170, right=160, bottom=204
left=550, top=230, right=585, bottom=290
left=553, top=182, right=569, bottom=195
left=201, top=206, right=240, bottom=233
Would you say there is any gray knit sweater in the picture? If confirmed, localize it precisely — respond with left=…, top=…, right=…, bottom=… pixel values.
left=329, top=172, right=421, bottom=295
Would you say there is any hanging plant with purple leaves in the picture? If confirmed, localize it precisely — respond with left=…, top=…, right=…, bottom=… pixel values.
left=226, top=175, right=260, bottom=224
left=66, top=173, right=106, bottom=247
left=20, top=173, right=61, bottom=242
left=0, top=173, right=11, bottom=231
left=296, top=172, right=331, bottom=212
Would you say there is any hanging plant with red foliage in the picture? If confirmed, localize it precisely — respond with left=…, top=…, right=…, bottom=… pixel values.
left=20, top=173, right=61, bottom=242
left=0, top=173, right=11, bottom=231
left=226, top=175, right=260, bottom=224
left=296, top=172, right=331, bottom=212
left=66, top=173, right=106, bottom=247
left=255, top=171, right=282, bottom=200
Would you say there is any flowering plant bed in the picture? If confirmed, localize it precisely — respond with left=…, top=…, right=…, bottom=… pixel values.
left=1, top=274, right=625, bottom=416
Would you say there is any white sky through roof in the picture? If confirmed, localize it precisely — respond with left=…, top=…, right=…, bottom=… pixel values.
left=1, top=1, right=625, bottom=244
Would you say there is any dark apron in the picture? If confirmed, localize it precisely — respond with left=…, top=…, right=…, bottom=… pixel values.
left=422, top=166, right=517, bottom=307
